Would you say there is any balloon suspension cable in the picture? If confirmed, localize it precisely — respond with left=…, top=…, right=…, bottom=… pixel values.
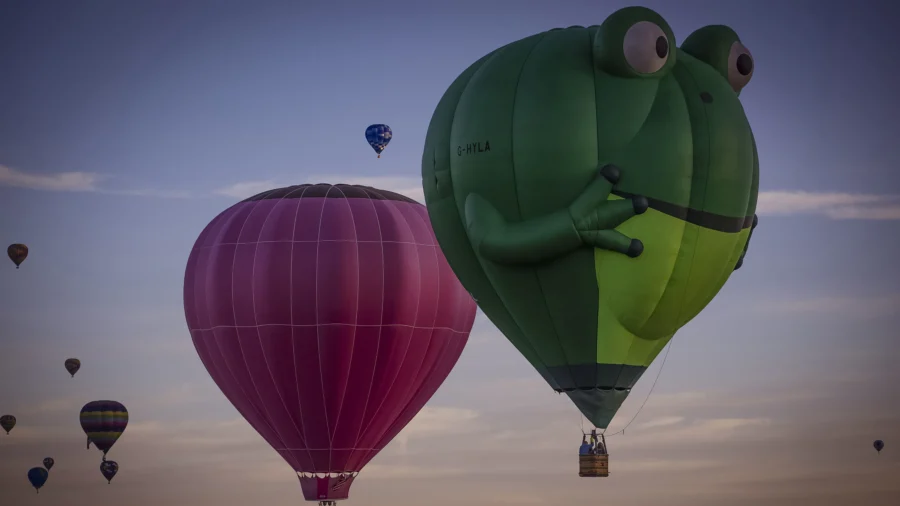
left=319, top=502, right=337, bottom=506
left=601, top=340, right=674, bottom=438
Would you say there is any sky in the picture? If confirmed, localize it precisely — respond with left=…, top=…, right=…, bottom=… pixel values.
left=1, top=0, right=899, bottom=504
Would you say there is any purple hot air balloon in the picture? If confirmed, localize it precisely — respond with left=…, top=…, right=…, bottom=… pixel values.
left=183, top=183, right=476, bottom=504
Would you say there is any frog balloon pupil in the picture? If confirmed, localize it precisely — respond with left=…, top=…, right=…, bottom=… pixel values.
left=737, top=53, right=753, bottom=75
left=655, top=36, right=668, bottom=58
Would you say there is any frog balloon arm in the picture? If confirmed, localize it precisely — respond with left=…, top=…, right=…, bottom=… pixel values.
left=465, top=194, right=582, bottom=264
left=734, top=214, right=758, bottom=271
left=464, top=164, right=648, bottom=265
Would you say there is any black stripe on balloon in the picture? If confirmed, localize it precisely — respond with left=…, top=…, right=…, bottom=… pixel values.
left=242, top=184, right=419, bottom=204
left=612, top=190, right=754, bottom=233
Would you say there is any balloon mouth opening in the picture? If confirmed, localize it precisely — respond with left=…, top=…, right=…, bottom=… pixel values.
left=298, top=473, right=358, bottom=502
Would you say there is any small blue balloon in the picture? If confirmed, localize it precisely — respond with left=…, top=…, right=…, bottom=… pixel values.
left=28, top=467, right=48, bottom=493
left=365, top=124, right=392, bottom=158
left=100, top=460, right=119, bottom=484
left=874, top=440, right=885, bottom=453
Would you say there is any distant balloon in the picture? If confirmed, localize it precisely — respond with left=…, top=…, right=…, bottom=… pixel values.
left=64, top=358, right=81, bottom=378
left=365, top=124, right=392, bottom=158
left=27, top=467, right=48, bottom=493
left=43, top=457, right=54, bottom=471
left=100, top=460, right=119, bottom=484
left=874, top=440, right=885, bottom=453
left=80, top=401, right=128, bottom=459
left=7, top=243, right=28, bottom=268
left=0, top=414, right=15, bottom=434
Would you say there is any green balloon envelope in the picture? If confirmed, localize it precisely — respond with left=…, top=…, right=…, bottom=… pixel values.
left=422, top=6, right=759, bottom=429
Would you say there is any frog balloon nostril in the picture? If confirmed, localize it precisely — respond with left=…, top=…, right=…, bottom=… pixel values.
left=700, top=92, right=714, bottom=103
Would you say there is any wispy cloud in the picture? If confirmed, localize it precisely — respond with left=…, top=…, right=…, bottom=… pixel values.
left=212, top=180, right=284, bottom=199
left=637, top=415, right=685, bottom=430
left=757, top=190, right=900, bottom=220
left=9, top=161, right=898, bottom=220
left=0, top=164, right=102, bottom=191
left=0, top=164, right=192, bottom=198
left=214, top=175, right=424, bottom=202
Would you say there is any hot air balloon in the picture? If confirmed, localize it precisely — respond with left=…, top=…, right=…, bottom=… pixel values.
left=7, top=243, right=28, bottom=268
left=80, top=401, right=128, bottom=460
left=43, top=457, right=54, bottom=471
left=100, top=460, right=119, bottom=483
left=0, top=414, right=16, bottom=434
left=421, top=6, right=759, bottom=476
left=64, top=358, right=81, bottom=378
left=27, top=467, right=48, bottom=493
left=874, top=440, right=885, bottom=454
left=365, top=124, right=392, bottom=158
left=184, top=183, right=476, bottom=504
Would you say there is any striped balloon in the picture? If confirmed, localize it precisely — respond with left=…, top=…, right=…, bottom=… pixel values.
left=80, top=401, right=128, bottom=457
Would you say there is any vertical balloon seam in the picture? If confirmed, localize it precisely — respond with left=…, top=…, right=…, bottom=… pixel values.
left=347, top=188, right=388, bottom=469
left=315, top=185, right=337, bottom=471
left=474, top=42, right=572, bottom=376
left=436, top=48, right=549, bottom=375
left=370, top=204, right=456, bottom=453
left=273, top=185, right=312, bottom=471
left=371, top=201, right=462, bottom=460
left=603, top=65, right=700, bottom=403
left=456, top=42, right=562, bottom=380
left=252, top=189, right=313, bottom=471
left=322, top=184, right=361, bottom=472
left=350, top=197, right=425, bottom=456
left=227, top=188, right=296, bottom=465
left=364, top=201, right=445, bottom=457
left=516, top=32, right=583, bottom=391
left=189, top=207, right=284, bottom=452
left=604, top=221, right=690, bottom=411
left=288, top=184, right=318, bottom=472
left=211, top=201, right=291, bottom=462
left=358, top=197, right=438, bottom=464
left=190, top=207, right=288, bottom=459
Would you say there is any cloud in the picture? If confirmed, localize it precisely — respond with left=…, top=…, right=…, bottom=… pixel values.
left=757, top=190, right=900, bottom=220
left=0, top=163, right=102, bottom=191
left=214, top=175, right=425, bottom=202
left=16, top=397, right=81, bottom=417
left=636, top=415, right=685, bottom=429
left=213, top=180, right=284, bottom=199
left=0, top=164, right=192, bottom=198
left=391, top=406, right=484, bottom=455
left=756, top=294, right=900, bottom=318
left=361, top=464, right=468, bottom=479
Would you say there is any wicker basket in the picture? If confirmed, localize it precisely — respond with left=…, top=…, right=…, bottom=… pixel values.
left=578, top=454, right=609, bottom=477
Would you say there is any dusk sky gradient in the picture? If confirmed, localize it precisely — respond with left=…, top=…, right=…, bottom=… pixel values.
left=1, top=0, right=899, bottom=505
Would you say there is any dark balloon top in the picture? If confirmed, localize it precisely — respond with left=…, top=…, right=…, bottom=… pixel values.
left=241, top=183, right=416, bottom=204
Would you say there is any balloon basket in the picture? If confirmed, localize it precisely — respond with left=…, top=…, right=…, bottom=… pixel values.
left=578, top=454, right=609, bottom=477
left=298, top=473, right=356, bottom=502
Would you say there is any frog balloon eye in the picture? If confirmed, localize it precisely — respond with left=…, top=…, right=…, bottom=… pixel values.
left=728, top=41, right=753, bottom=92
left=623, top=21, right=669, bottom=74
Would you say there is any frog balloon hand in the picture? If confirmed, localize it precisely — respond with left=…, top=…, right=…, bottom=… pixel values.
left=568, top=164, right=649, bottom=258
left=733, top=214, right=758, bottom=270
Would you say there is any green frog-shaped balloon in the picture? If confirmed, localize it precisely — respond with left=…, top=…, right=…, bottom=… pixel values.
left=422, top=6, right=759, bottom=428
